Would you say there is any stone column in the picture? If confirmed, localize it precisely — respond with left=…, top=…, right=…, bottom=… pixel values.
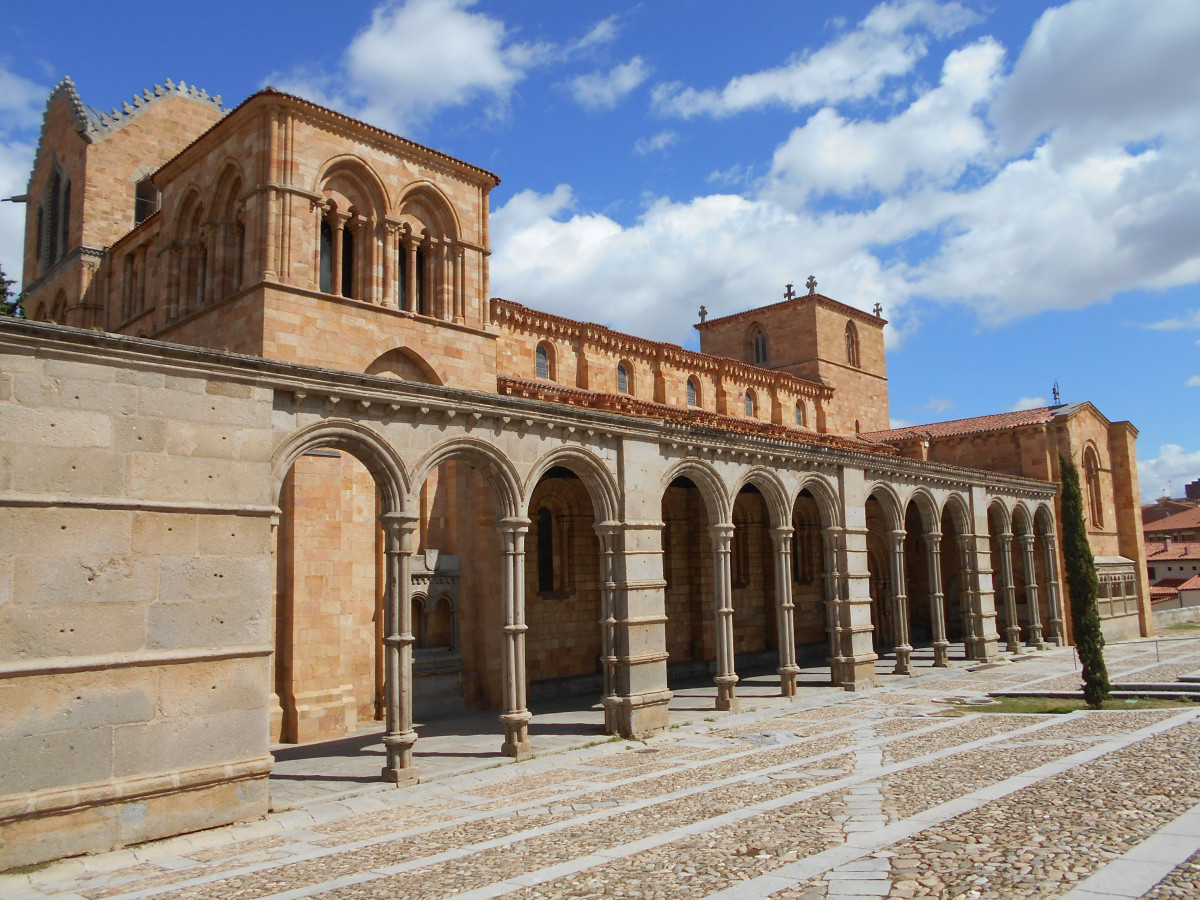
left=406, top=239, right=419, bottom=313
left=379, top=511, right=419, bottom=784
left=771, top=526, right=799, bottom=697
left=709, top=523, right=739, bottom=711
left=925, top=532, right=950, bottom=667
left=595, top=522, right=621, bottom=732
left=382, top=225, right=397, bottom=308
left=1018, top=533, right=1046, bottom=648
left=996, top=531, right=1022, bottom=653
left=1041, top=532, right=1066, bottom=646
left=888, top=529, right=912, bottom=675
left=330, top=212, right=346, bottom=297
left=454, top=244, right=467, bottom=323
left=823, top=527, right=857, bottom=688
left=497, top=517, right=533, bottom=759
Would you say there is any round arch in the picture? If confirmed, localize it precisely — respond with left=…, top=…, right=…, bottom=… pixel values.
left=986, top=498, right=1013, bottom=534
left=271, top=419, right=409, bottom=513
left=394, top=180, right=462, bottom=241
left=660, top=458, right=731, bottom=525
left=173, top=186, right=205, bottom=239
left=411, top=437, right=522, bottom=519
left=364, top=345, right=444, bottom=385
left=794, top=474, right=843, bottom=528
left=211, top=159, right=245, bottom=216
left=940, top=493, right=973, bottom=536
left=1033, top=502, right=1056, bottom=535
left=904, top=488, right=941, bottom=534
left=865, top=482, right=904, bottom=532
left=731, top=466, right=790, bottom=529
left=523, top=446, right=621, bottom=524
left=314, top=154, right=390, bottom=218
left=1011, top=502, right=1035, bottom=537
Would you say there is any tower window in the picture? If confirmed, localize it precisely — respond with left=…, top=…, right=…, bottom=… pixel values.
left=751, top=328, right=768, bottom=365
left=845, top=320, right=861, bottom=368
left=341, top=226, right=355, bottom=298
left=796, top=402, right=806, bottom=427
left=745, top=390, right=755, bottom=418
left=617, top=363, right=630, bottom=394
left=1084, top=445, right=1104, bottom=527
left=319, top=220, right=333, bottom=293
left=686, top=377, right=698, bottom=407
left=135, top=178, right=160, bottom=225
left=536, top=344, right=550, bottom=379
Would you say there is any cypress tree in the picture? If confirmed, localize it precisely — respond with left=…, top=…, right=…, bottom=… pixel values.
left=1059, top=452, right=1110, bottom=707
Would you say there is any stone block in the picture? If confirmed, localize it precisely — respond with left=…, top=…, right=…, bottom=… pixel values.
left=0, top=404, right=113, bottom=449
left=0, top=672, right=155, bottom=739
left=131, top=511, right=199, bottom=555
left=0, top=508, right=132, bottom=556
left=0, top=726, right=114, bottom=795
left=127, top=453, right=269, bottom=505
left=146, top=596, right=270, bottom=649
left=111, top=707, right=265, bottom=777
left=12, top=373, right=138, bottom=415
left=13, top=552, right=157, bottom=606
left=114, top=415, right=167, bottom=452
left=165, top=421, right=274, bottom=460
left=0, top=602, right=146, bottom=658
left=155, top=656, right=267, bottom=718
left=197, top=516, right=272, bottom=555
left=157, top=555, right=272, bottom=603
left=8, top=444, right=127, bottom=495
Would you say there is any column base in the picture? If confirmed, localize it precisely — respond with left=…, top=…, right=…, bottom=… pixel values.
left=714, top=674, right=740, bottom=712
left=499, top=710, right=533, bottom=760
left=381, top=764, right=419, bottom=785
left=381, top=729, right=418, bottom=783
left=965, top=635, right=999, bottom=662
left=833, top=654, right=876, bottom=691
left=777, top=665, right=800, bottom=698
left=933, top=641, right=951, bottom=667
left=893, top=644, right=913, bottom=676
left=603, top=690, right=672, bottom=738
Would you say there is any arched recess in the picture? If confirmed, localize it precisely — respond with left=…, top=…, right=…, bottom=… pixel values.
left=521, top=446, right=621, bottom=713
left=940, top=493, right=974, bottom=647
left=899, top=490, right=940, bottom=657
left=1010, top=502, right=1048, bottom=645
left=731, top=467, right=789, bottom=530
left=172, top=187, right=207, bottom=319
left=365, top=346, right=444, bottom=385
left=395, top=181, right=461, bottom=242
left=988, top=499, right=1023, bottom=651
left=269, top=420, right=409, bottom=748
left=211, top=160, right=246, bottom=301
left=411, top=437, right=521, bottom=520
left=660, top=459, right=731, bottom=525
left=394, top=182, right=462, bottom=319
left=314, top=156, right=389, bottom=301
left=865, top=484, right=903, bottom=653
left=729, top=468, right=789, bottom=686
left=789, top=474, right=842, bottom=683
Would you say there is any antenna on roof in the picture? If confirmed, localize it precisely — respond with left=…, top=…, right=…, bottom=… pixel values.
left=1052, top=380, right=1061, bottom=405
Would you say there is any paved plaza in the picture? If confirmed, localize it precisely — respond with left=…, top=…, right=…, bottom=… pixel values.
left=7, top=638, right=1200, bottom=900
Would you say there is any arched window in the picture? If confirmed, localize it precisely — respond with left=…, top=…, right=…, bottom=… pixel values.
left=232, top=220, right=245, bottom=292
left=536, top=344, right=551, bottom=380
left=397, top=242, right=408, bottom=309
left=751, top=327, right=768, bottom=365
left=319, top=220, right=333, bottom=294
left=60, top=180, right=70, bottom=256
left=537, top=507, right=554, bottom=592
left=341, top=226, right=355, bottom=298
left=35, top=206, right=43, bottom=267
left=845, top=320, right=860, bottom=368
left=617, top=362, right=630, bottom=394
left=135, top=177, right=160, bottom=225
left=795, top=401, right=806, bottom=427
left=45, top=170, right=61, bottom=266
left=686, top=377, right=698, bottom=407
left=1084, top=445, right=1104, bottom=527
left=191, top=243, right=207, bottom=308
left=745, top=390, right=755, bottom=418
left=416, top=247, right=428, bottom=315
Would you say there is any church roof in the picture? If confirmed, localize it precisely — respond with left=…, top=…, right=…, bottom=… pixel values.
left=693, top=292, right=887, bottom=330
left=43, top=76, right=223, bottom=141
left=1143, top=507, right=1200, bottom=534
left=863, top=402, right=1093, bottom=441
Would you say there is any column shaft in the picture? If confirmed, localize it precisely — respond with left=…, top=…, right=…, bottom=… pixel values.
left=772, top=526, right=798, bottom=697
left=379, top=512, right=419, bottom=785
left=709, top=524, right=739, bottom=711
left=498, top=517, right=532, bottom=758
left=925, top=532, right=950, bottom=666
left=889, top=530, right=912, bottom=675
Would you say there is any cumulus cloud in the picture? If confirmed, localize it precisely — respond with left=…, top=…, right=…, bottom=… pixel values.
left=634, top=130, right=678, bottom=156
left=652, top=0, right=977, bottom=118
left=271, top=0, right=547, bottom=132
left=1139, top=444, right=1200, bottom=502
left=572, top=15, right=620, bottom=53
left=569, top=57, right=650, bottom=111
left=1145, top=309, right=1200, bottom=331
left=926, top=397, right=953, bottom=413
left=766, top=38, right=1003, bottom=200
left=0, top=64, right=46, bottom=284
left=1187, top=376, right=1200, bottom=388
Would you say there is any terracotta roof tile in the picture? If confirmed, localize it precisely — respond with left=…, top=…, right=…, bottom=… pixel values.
left=863, top=405, right=1078, bottom=441
left=1181, top=575, right=1200, bottom=591
left=1146, top=541, right=1200, bottom=561
left=1143, top=507, right=1200, bottom=533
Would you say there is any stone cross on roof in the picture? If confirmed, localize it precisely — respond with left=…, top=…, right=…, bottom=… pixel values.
left=784, top=283, right=795, bottom=300
left=805, top=275, right=817, bottom=295
left=873, top=303, right=883, bottom=317
left=698, top=305, right=708, bottom=323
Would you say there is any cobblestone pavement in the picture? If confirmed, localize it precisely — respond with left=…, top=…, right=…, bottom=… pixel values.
left=8, top=638, right=1200, bottom=900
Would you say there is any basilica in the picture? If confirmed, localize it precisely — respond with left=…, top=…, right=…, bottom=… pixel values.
left=0, top=78, right=1151, bottom=869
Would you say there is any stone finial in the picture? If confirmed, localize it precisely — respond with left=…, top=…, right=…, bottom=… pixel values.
left=784, top=283, right=795, bottom=300
left=698, top=305, right=708, bottom=323
left=805, top=275, right=817, bottom=295
left=872, top=302, right=883, bottom=317
left=165, top=78, right=175, bottom=90
left=122, top=101, right=134, bottom=113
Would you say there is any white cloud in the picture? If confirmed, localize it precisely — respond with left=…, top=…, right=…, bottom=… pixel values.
left=766, top=38, right=1003, bottom=199
left=1145, top=309, right=1200, bottom=331
left=926, top=397, right=953, bottom=413
left=1010, top=396, right=1047, bottom=411
left=652, top=0, right=977, bottom=118
left=992, top=0, right=1200, bottom=158
left=271, top=0, right=546, bottom=132
left=889, top=417, right=915, bottom=429
left=634, top=130, right=678, bottom=156
left=1138, top=443, right=1200, bottom=502
left=0, top=65, right=46, bottom=133
left=572, top=15, right=620, bottom=52
left=0, top=64, right=45, bottom=284
left=569, top=57, right=650, bottom=111
left=1187, top=376, right=1200, bottom=388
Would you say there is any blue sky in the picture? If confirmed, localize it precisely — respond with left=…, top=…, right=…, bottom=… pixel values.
left=1, top=0, right=1198, bottom=500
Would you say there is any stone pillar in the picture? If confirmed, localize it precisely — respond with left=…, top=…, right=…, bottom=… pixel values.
left=996, top=531, right=1022, bottom=653
left=379, top=511, right=419, bottom=784
left=382, top=225, right=397, bottom=308
left=822, top=527, right=847, bottom=685
left=924, top=532, right=950, bottom=667
left=838, top=485, right=879, bottom=693
left=330, top=212, right=346, bottom=298
left=771, top=526, right=799, bottom=697
left=1041, top=532, right=1066, bottom=646
left=406, top=240, right=419, bottom=313
left=497, top=517, right=532, bottom=759
left=709, top=523, right=739, bottom=711
left=455, top=245, right=467, bottom=323
left=1018, top=533, right=1046, bottom=648
left=888, top=529, right=912, bottom=675
left=595, top=522, right=621, bottom=732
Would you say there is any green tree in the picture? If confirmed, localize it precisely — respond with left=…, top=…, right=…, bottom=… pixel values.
left=1059, top=452, right=1110, bottom=707
left=0, top=263, right=23, bottom=318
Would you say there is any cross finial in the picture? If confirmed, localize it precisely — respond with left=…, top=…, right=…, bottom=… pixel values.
left=805, top=275, right=817, bottom=295
left=872, top=302, right=883, bottom=317
left=1052, top=380, right=1061, bottom=405
left=784, top=283, right=795, bottom=300
left=698, top=304, right=708, bottom=323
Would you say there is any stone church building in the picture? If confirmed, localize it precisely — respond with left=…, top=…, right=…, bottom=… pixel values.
left=0, top=78, right=1150, bottom=868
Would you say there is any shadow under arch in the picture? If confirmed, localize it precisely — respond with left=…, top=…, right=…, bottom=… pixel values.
left=395, top=179, right=462, bottom=241
left=522, top=444, right=620, bottom=524
left=314, top=153, right=391, bottom=217
left=365, top=346, right=444, bottom=386
left=660, top=458, right=731, bottom=525
left=731, top=465, right=789, bottom=530
left=271, top=418, right=409, bottom=513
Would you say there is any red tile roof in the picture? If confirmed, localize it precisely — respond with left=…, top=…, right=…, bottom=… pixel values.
left=1143, top=507, right=1200, bottom=534
left=864, top=405, right=1074, bottom=441
left=1181, top=575, right=1200, bottom=591
left=1150, top=585, right=1180, bottom=601
left=1146, top=541, right=1200, bottom=561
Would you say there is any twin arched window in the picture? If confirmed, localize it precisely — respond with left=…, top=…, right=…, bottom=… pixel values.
left=750, top=327, right=768, bottom=365
left=845, top=320, right=860, bottom=368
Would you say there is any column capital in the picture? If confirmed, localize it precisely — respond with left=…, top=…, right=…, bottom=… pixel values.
left=593, top=520, right=623, bottom=538
left=378, top=511, right=419, bottom=545
left=924, top=531, right=942, bottom=550
left=1017, top=532, right=1036, bottom=550
left=496, top=515, right=531, bottom=536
